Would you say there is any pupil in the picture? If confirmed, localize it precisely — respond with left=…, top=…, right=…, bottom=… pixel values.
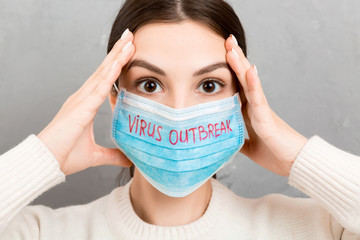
left=203, top=81, right=215, bottom=92
left=144, top=81, right=156, bottom=92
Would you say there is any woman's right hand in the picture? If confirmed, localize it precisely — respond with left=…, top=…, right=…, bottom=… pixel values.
left=37, top=29, right=135, bottom=176
left=225, top=34, right=307, bottom=177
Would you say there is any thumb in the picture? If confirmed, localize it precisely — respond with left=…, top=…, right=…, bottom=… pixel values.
left=245, top=65, right=269, bottom=111
left=93, top=145, right=133, bottom=167
left=239, top=138, right=251, bottom=157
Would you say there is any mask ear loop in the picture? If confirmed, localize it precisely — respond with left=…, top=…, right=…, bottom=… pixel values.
left=113, top=83, right=120, bottom=94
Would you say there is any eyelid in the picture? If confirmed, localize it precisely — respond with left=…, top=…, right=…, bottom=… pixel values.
left=134, top=77, right=165, bottom=89
left=134, top=77, right=226, bottom=92
left=195, top=78, right=227, bottom=96
left=196, top=77, right=226, bottom=88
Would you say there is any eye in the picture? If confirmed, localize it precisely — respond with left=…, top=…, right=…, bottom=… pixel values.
left=197, top=79, right=225, bottom=94
left=137, top=78, right=163, bottom=93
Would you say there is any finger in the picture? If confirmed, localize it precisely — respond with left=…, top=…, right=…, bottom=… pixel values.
left=93, top=145, right=133, bottom=167
left=89, top=30, right=134, bottom=83
left=226, top=49, right=247, bottom=90
left=100, top=30, right=134, bottom=69
left=245, top=65, right=271, bottom=120
left=75, top=31, right=134, bottom=100
left=226, top=46, right=252, bottom=106
left=82, top=42, right=135, bottom=112
left=225, top=35, right=252, bottom=104
left=225, top=35, right=251, bottom=69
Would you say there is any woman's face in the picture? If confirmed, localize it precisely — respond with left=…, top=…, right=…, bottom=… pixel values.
left=109, top=20, right=238, bottom=110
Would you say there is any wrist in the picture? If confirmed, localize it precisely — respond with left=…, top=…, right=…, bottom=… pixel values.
left=287, top=134, right=308, bottom=177
left=37, top=131, right=66, bottom=175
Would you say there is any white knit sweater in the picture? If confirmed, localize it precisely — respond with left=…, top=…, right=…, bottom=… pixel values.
left=0, top=134, right=359, bottom=239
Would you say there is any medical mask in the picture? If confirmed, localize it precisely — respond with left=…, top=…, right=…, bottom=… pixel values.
left=111, top=86, right=246, bottom=197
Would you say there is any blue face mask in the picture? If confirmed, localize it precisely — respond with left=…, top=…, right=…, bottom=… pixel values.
left=111, top=86, right=246, bottom=197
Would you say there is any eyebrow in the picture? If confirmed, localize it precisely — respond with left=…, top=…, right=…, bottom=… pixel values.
left=125, top=59, right=230, bottom=77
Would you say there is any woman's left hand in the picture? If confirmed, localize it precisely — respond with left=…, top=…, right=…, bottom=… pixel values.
left=225, top=35, right=308, bottom=177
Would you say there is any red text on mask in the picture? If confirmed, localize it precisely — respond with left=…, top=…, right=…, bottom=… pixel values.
left=169, top=120, right=232, bottom=145
left=128, top=114, right=162, bottom=141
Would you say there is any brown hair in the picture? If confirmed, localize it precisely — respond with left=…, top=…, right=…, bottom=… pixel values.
left=108, top=0, right=247, bottom=187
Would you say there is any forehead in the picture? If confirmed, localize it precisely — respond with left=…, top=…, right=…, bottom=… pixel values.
left=130, top=20, right=227, bottom=70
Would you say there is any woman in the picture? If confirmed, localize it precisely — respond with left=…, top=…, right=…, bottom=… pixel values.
left=0, top=0, right=359, bottom=239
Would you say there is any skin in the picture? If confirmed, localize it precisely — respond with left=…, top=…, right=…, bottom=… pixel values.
left=37, top=19, right=308, bottom=226
left=109, top=20, right=238, bottom=226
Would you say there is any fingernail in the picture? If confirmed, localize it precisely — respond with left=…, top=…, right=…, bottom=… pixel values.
left=231, top=48, right=239, bottom=58
left=231, top=34, right=238, bottom=46
left=120, top=28, right=129, bottom=40
left=122, top=41, right=132, bottom=52
left=254, top=65, right=258, bottom=75
left=111, top=60, right=118, bottom=70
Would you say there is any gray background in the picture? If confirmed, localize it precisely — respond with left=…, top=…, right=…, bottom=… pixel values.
left=0, top=0, right=359, bottom=208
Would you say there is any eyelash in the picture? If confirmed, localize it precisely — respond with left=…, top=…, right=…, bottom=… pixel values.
left=134, top=77, right=163, bottom=89
left=197, top=78, right=226, bottom=89
left=134, top=77, right=227, bottom=94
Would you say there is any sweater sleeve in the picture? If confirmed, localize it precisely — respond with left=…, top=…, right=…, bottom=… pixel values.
left=0, top=134, right=66, bottom=234
left=288, top=135, right=360, bottom=236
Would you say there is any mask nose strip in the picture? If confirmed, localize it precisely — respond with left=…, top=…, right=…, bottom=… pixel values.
left=113, top=83, right=120, bottom=93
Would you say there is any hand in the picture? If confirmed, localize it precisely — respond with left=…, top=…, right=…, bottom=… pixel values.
left=37, top=29, right=135, bottom=176
left=225, top=34, right=308, bottom=177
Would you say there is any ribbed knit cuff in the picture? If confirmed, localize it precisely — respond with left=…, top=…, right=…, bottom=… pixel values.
left=288, top=135, right=360, bottom=234
left=0, top=134, right=65, bottom=231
